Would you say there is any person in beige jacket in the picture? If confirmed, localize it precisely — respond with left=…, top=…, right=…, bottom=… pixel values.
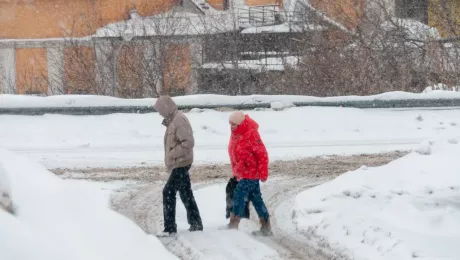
left=154, top=96, right=203, bottom=237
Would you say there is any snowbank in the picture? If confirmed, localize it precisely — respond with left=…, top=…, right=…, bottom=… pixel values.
left=2, top=91, right=460, bottom=108
left=0, top=149, right=177, bottom=260
left=0, top=162, right=12, bottom=213
left=293, top=139, right=460, bottom=260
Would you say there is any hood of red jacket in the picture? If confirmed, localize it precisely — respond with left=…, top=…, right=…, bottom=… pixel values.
left=232, top=115, right=259, bottom=135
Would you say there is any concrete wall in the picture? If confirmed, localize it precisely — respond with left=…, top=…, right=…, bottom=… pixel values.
left=0, top=48, right=15, bottom=94
left=310, top=0, right=365, bottom=29
left=47, top=47, right=65, bottom=95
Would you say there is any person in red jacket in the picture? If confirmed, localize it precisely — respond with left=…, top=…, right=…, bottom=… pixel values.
left=226, top=111, right=272, bottom=236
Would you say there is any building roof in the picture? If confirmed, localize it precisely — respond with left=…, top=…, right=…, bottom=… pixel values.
left=94, top=11, right=237, bottom=37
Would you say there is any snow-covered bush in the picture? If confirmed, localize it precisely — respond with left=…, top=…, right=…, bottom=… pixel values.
left=423, top=83, right=458, bottom=93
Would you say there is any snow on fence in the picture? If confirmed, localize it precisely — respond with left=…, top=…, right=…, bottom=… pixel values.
left=1, top=91, right=460, bottom=115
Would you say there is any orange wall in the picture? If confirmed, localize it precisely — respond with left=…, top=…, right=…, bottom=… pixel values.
left=206, top=0, right=225, bottom=10
left=163, top=43, right=191, bottom=94
left=15, top=48, right=48, bottom=94
left=245, top=0, right=279, bottom=7
left=310, top=0, right=364, bottom=29
left=206, top=0, right=279, bottom=10
left=0, top=0, right=175, bottom=39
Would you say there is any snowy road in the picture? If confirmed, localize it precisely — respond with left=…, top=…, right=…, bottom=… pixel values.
left=112, top=177, right=332, bottom=260
left=89, top=152, right=402, bottom=260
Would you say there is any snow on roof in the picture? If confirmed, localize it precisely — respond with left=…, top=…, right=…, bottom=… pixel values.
left=381, top=18, right=441, bottom=42
left=201, top=56, right=299, bottom=71
left=94, top=11, right=237, bottom=37
left=241, top=23, right=325, bottom=33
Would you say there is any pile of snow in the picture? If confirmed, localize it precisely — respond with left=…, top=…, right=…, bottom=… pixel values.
left=270, top=100, right=295, bottom=110
left=0, top=149, right=177, bottom=260
left=2, top=91, right=460, bottom=108
left=293, top=139, right=460, bottom=260
left=413, top=140, right=433, bottom=155
left=0, top=94, right=153, bottom=108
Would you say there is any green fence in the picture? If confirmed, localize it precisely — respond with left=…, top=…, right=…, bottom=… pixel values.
left=1, top=98, right=460, bottom=115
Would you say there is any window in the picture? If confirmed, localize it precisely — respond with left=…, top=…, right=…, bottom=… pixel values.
left=395, top=0, right=428, bottom=24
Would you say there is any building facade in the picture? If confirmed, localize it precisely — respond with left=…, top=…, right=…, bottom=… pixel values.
left=0, top=0, right=191, bottom=96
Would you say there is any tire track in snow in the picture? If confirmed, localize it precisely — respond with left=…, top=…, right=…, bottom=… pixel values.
left=112, top=181, right=286, bottom=260
left=112, top=178, right=330, bottom=260
left=111, top=183, right=203, bottom=260
left=101, top=153, right=403, bottom=259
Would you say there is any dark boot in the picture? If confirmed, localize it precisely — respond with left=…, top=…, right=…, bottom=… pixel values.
left=189, top=224, right=203, bottom=232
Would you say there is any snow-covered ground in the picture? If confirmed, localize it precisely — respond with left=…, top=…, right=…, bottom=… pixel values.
left=173, top=184, right=283, bottom=259
left=1, top=91, right=460, bottom=108
left=0, top=149, right=177, bottom=260
left=2, top=93, right=460, bottom=259
left=1, top=106, right=459, bottom=169
left=291, top=139, right=460, bottom=260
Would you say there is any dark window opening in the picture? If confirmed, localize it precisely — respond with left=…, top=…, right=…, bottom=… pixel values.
left=395, top=0, right=428, bottom=24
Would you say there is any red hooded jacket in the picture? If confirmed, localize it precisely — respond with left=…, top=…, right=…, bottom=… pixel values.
left=228, top=115, right=269, bottom=181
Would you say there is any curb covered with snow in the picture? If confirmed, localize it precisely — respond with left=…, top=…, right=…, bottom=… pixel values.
left=293, top=139, right=460, bottom=260
left=1, top=91, right=460, bottom=115
left=0, top=149, right=177, bottom=260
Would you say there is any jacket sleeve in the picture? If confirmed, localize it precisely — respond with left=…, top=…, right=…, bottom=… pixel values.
left=169, top=117, right=195, bottom=159
left=251, top=132, right=269, bottom=181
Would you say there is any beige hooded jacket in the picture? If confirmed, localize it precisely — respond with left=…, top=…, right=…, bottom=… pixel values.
left=154, top=96, right=194, bottom=172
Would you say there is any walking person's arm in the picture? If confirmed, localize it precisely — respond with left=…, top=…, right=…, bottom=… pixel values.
left=250, top=132, right=269, bottom=182
left=169, top=118, right=195, bottom=158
